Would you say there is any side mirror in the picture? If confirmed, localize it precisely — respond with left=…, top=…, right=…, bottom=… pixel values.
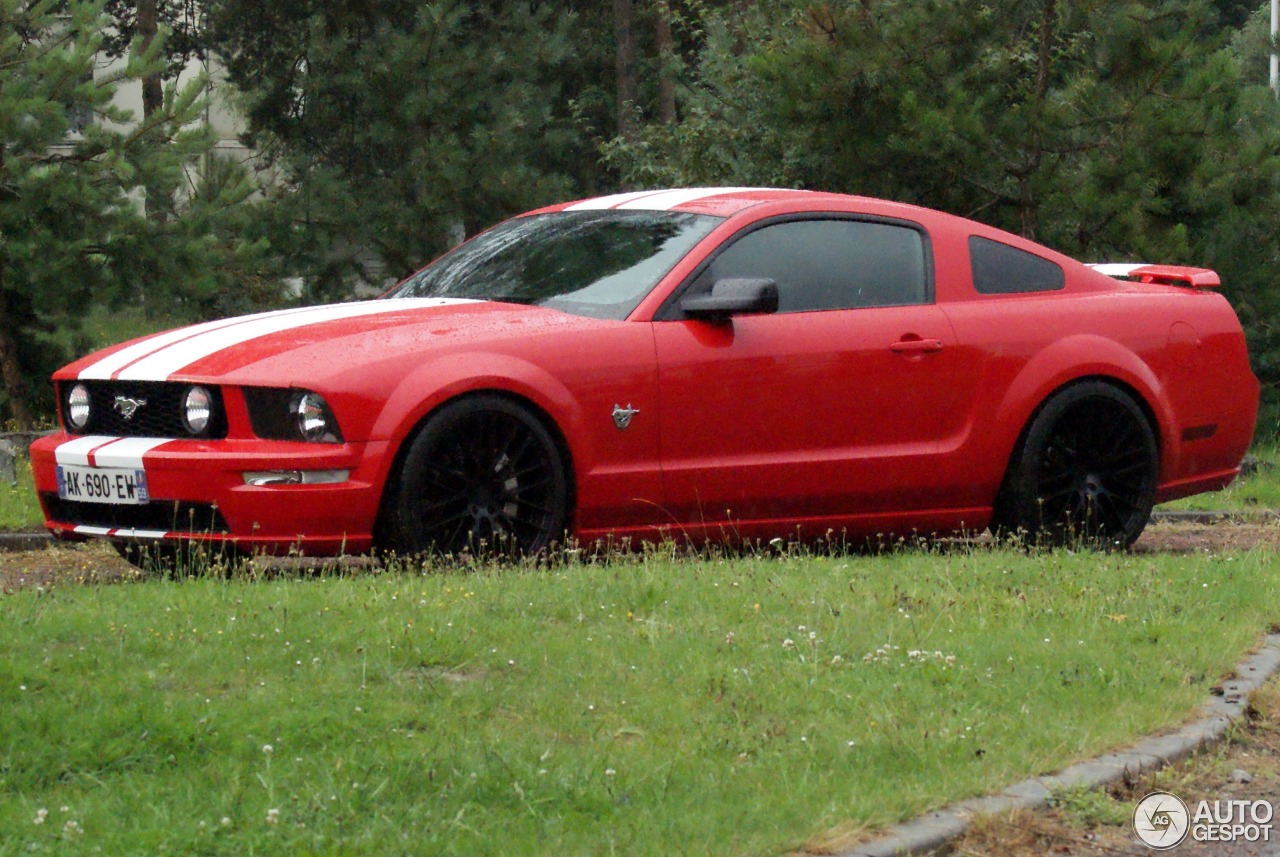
left=680, top=278, right=779, bottom=321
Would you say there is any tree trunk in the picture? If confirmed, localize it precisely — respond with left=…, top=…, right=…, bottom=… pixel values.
left=138, top=0, right=167, bottom=223
left=613, top=0, right=638, bottom=141
left=1018, top=0, right=1057, bottom=240
left=138, top=0, right=162, bottom=117
left=0, top=141, right=34, bottom=430
left=0, top=291, right=35, bottom=431
left=654, top=0, right=676, bottom=124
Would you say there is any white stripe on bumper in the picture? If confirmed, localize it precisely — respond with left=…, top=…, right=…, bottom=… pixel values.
left=54, top=436, right=171, bottom=468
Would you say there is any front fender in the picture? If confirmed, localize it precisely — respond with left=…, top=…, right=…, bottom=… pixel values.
left=371, top=351, right=584, bottom=458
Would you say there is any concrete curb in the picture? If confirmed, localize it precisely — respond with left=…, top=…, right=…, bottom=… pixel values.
left=835, top=634, right=1280, bottom=857
left=0, top=532, right=53, bottom=552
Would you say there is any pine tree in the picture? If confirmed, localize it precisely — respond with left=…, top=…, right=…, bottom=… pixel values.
left=204, top=0, right=607, bottom=297
left=0, top=0, right=268, bottom=427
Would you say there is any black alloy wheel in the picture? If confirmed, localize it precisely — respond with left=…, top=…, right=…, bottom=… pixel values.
left=995, top=382, right=1158, bottom=549
left=392, top=395, right=569, bottom=557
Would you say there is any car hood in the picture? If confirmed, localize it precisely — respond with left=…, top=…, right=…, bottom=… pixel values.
left=57, top=298, right=601, bottom=386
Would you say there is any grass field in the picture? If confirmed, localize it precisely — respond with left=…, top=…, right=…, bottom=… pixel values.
left=2, top=546, right=1277, bottom=855
left=1160, top=444, right=1280, bottom=512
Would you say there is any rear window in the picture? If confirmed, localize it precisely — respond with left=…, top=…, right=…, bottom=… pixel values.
left=969, top=236, right=1065, bottom=294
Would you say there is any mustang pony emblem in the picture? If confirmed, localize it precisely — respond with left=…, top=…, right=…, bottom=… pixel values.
left=612, top=404, right=639, bottom=430
left=113, top=395, right=148, bottom=421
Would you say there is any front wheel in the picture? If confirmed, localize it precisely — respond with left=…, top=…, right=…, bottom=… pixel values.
left=993, top=382, right=1158, bottom=549
left=387, top=396, right=570, bottom=558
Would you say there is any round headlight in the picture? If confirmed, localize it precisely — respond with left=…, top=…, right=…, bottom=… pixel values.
left=182, top=386, right=213, bottom=435
left=291, top=391, right=336, bottom=442
left=66, top=383, right=91, bottom=430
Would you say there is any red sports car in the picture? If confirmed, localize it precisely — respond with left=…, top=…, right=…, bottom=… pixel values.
left=29, top=188, right=1258, bottom=565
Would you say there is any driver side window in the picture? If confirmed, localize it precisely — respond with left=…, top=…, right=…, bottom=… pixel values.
left=687, top=218, right=929, bottom=314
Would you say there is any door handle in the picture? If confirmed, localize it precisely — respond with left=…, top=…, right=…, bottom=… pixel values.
left=890, top=338, right=944, bottom=354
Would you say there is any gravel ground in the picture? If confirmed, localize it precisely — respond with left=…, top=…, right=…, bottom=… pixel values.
left=2, top=519, right=1278, bottom=593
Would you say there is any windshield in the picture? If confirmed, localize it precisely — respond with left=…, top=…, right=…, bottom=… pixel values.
left=387, top=210, right=724, bottom=320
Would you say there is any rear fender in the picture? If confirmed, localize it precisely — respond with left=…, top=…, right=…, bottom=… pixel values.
left=990, top=335, right=1175, bottom=478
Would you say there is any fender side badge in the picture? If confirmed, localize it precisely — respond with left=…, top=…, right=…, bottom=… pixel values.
left=612, top=403, right=639, bottom=430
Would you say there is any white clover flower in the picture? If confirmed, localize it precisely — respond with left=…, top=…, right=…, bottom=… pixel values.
left=33, top=808, right=48, bottom=825
left=782, top=638, right=795, bottom=650
left=262, top=744, right=274, bottom=755
left=265, top=808, right=280, bottom=825
left=220, top=816, right=232, bottom=827
left=63, top=819, right=83, bottom=836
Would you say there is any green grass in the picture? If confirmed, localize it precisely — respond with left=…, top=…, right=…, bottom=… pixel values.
left=1, top=546, right=1278, bottom=855
left=1158, top=444, right=1280, bottom=512
left=0, top=458, right=43, bottom=532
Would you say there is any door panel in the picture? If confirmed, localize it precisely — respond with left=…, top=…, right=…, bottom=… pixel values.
left=654, top=305, right=961, bottom=527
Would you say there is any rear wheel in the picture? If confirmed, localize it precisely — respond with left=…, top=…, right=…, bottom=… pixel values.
left=994, top=382, right=1158, bottom=549
left=388, top=396, right=569, bottom=557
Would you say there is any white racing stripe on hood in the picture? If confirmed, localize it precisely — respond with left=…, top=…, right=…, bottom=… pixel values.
left=77, top=304, right=335, bottom=381
left=80, top=298, right=475, bottom=382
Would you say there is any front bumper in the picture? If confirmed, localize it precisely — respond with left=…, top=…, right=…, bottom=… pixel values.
left=30, top=433, right=390, bottom=555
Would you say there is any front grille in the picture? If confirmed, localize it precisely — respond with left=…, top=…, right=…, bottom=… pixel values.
left=40, top=493, right=230, bottom=534
left=58, top=380, right=228, bottom=439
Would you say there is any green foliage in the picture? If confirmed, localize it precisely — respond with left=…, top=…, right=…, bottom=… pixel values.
left=1048, top=784, right=1131, bottom=827
left=0, top=547, right=1275, bottom=853
left=0, top=0, right=277, bottom=426
left=205, top=1, right=610, bottom=299
left=0, top=456, right=42, bottom=531
left=605, top=0, right=1280, bottom=391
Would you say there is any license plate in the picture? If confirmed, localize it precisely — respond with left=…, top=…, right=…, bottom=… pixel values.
left=56, top=465, right=149, bottom=505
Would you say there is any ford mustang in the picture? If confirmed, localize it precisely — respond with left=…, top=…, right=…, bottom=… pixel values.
left=29, top=188, right=1259, bottom=566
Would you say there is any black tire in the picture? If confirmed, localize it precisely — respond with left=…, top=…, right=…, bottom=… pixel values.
left=994, top=382, right=1158, bottom=549
left=388, top=395, right=570, bottom=557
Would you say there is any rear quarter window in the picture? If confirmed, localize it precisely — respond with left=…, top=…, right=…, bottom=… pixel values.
left=969, top=236, right=1065, bottom=294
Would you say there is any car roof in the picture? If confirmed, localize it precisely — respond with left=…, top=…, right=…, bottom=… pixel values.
left=533, top=187, right=833, bottom=218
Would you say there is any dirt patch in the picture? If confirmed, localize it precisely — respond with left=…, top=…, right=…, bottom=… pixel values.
left=2, top=520, right=1278, bottom=593
left=1134, top=520, right=1280, bottom=554
left=0, top=540, right=140, bottom=592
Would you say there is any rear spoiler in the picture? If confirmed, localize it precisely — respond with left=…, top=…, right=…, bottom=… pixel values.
left=1088, top=263, right=1220, bottom=289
